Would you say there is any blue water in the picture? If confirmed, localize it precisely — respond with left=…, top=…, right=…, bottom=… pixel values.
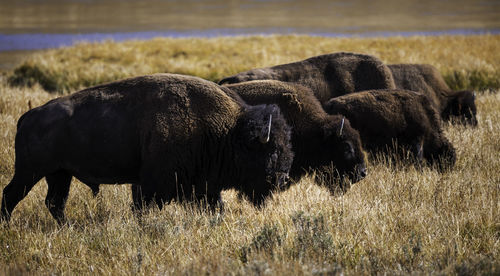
left=1, top=28, right=499, bottom=52
left=1, top=0, right=499, bottom=53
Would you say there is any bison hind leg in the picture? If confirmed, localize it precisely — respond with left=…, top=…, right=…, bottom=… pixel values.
left=83, top=182, right=100, bottom=197
left=76, top=180, right=100, bottom=197
left=45, top=170, right=72, bottom=224
left=1, top=170, right=43, bottom=222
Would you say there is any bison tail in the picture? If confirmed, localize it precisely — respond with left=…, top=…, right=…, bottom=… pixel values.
left=16, top=112, right=29, bottom=130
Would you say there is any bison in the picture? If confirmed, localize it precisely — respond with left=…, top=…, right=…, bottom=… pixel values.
left=323, top=89, right=456, bottom=170
left=223, top=80, right=367, bottom=190
left=1, top=74, right=294, bottom=224
left=219, top=52, right=396, bottom=103
left=389, top=63, right=477, bottom=126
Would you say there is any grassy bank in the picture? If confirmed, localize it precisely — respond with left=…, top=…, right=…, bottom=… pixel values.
left=0, top=36, right=499, bottom=274
left=6, top=34, right=500, bottom=93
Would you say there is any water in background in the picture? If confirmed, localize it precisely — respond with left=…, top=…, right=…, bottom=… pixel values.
left=0, top=0, right=499, bottom=68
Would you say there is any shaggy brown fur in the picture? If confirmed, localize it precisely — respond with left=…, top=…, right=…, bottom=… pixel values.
left=1, top=74, right=294, bottom=223
left=219, top=52, right=396, bottom=103
left=324, top=89, right=456, bottom=170
left=224, top=80, right=367, bottom=189
left=389, top=64, right=477, bottom=126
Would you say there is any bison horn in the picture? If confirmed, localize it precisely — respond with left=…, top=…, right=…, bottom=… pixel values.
left=260, top=114, right=272, bottom=144
left=339, top=117, right=345, bottom=136
left=473, top=91, right=476, bottom=100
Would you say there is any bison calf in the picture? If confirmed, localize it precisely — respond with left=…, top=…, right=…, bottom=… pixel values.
left=223, top=80, right=367, bottom=191
left=389, top=63, right=477, bottom=126
left=1, top=74, right=294, bottom=223
left=219, top=52, right=396, bottom=103
left=324, top=89, right=456, bottom=170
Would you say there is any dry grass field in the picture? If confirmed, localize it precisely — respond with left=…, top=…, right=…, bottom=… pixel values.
left=0, top=35, right=499, bottom=275
left=6, top=35, right=500, bottom=93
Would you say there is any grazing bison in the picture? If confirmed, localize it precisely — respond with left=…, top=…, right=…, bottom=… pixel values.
left=219, top=52, right=396, bottom=103
left=223, top=80, right=367, bottom=189
left=324, top=89, right=456, bottom=170
left=389, top=64, right=477, bottom=126
left=1, top=74, right=294, bottom=224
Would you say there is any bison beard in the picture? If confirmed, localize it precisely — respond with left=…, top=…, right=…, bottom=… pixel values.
left=0, top=74, right=294, bottom=224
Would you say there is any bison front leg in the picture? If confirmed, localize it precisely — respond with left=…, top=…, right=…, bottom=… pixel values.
left=130, top=184, right=153, bottom=212
left=1, top=170, right=43, bottom=222
left=245, top=188, right=271, bottom=209
left=132, top=181, right=166, bottom=212
left=45, top=170, right=72, bottom=224
left=198, top=193, right=224, bottom=214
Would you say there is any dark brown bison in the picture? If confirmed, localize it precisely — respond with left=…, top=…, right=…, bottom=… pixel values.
left=1, top=74, right=294, bottom=224
left=223, top=80, right=367, bottom=190
left=219, top=52, right=396, bottom=103
left=389, top=64, right=477, bottom=126
left=323, top=89, right=456, bottom=170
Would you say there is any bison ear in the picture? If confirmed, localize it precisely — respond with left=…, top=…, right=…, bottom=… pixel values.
left=324, top=117, right=345, bottom=138
left=322, top=117, right=345, bottom=140
left=253, top=104, right=279, bottom=144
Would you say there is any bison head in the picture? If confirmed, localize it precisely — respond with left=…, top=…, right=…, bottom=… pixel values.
left=320, top=116, right=367, bottom=192
left=233, top=104, right=294, bottom=206
left=443, top=90, right=478, bottom=126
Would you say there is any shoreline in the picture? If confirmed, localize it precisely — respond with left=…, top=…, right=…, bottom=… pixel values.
left=0, top=31, right=498, bottom=72
left=2, top=34, right=498, bottom=93
left=1, top=28, right=499, bottom=52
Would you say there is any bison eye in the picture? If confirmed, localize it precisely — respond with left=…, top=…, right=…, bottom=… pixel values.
left=342, top=141, right=354, bottom=159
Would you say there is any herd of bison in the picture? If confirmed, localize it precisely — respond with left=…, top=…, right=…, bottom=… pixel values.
left=1, top=52, right=477, bottom=224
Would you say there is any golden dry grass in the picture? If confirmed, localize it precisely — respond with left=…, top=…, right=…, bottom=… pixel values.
left=0, top=35, right=499, bottom=275
left=6, top=34, right=500, bottom=93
